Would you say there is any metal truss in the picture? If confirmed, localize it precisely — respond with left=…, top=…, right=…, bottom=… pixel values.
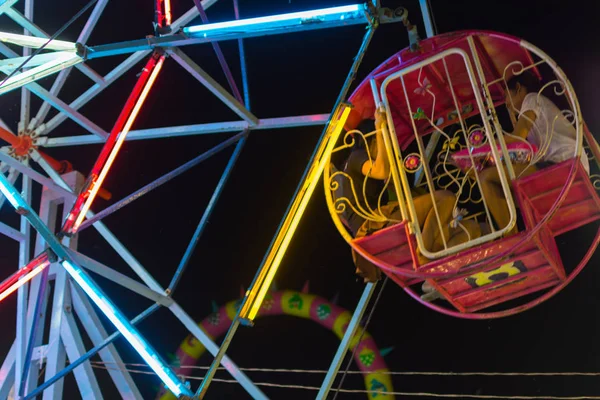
left=0, top=0, right=412, bottom=398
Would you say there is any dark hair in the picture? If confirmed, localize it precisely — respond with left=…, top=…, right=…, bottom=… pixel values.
left=506, top=71, right=542, bottom=94
left=352, top=119, right=376, bottom=151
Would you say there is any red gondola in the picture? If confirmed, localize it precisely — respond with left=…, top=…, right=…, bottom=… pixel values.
left=325, top=30, right=600, bottom=318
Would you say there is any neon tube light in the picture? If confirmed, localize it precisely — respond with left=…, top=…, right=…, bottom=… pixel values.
left=0, top=31, right=77, bottom=52
left=183, top=4, right=363, bottom=36
left=0, top=259, right=50, bottom=303
left=0, top=52, right=82, bottom=95
left=61, top=53, right=164, bottom=235
left=1, top=168, right=190, bottom=398
left=0, top=51, right=76, bottom=74
left=239, top=105, right=352, bottom=321
left=164, top=0, right=172, bottom=26
left=0, top=173, right=21, bottom=210
left=72, top=56, right=165, bottom=233
left=61, top=260, right=191, bottom=397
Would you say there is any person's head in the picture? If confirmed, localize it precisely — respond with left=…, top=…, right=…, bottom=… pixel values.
left=505, top=71, right=541, bottom=111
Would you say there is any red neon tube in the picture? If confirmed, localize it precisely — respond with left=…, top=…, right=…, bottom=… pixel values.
left=0, top=254, right=50, bottom=303
left=155, top=0, right=172, bottom=30
left=62, top=52, right=165, bottom=235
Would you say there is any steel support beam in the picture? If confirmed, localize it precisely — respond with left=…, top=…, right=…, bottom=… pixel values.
left=5, top=8, right=106, bottom=84
left=66, top=248, right=174, bottom=307
left=86, top=4, right=374, bottom=58
left=42, top=0, right=220, bottom=137
left=167, top=133, right=248, bottom=293
left=0, top=0, right=18, bottom=16
left=33, top=160, right=268, bottom=400
left=0, top=42, right=108, bottom=138
left=14, top=164, right=32, bottom=397
left=0, top=341, right=15, bottom=399
left=60, top=307, right=103, bottom=399
left=79, top=131, right=245, bottom=231
left=43, top=114, right=330, bottom=146
left=0, top=220, right=25, bottom=242
left=69, top=282, right=143, bottom=399
left=0, top=175, right=193, bottom=398
left=0, top=151, right=76, bottom=200
left=317, top=282, right=377, bottom=399
left=168, top=48, right=257, bottom=125
left=33, top=0, right=109, bottom=128
left=194, top=22, right=377, bottom=398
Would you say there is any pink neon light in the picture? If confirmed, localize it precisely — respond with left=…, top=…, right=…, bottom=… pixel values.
left=0, top=260, right=50, bottom=303
left=61, top=54, right=164, bottom=235
left=72, top=56, right=166, bottom=232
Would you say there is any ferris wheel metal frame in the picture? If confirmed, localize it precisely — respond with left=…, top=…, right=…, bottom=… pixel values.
left=0, top=0, right=416, bottom=398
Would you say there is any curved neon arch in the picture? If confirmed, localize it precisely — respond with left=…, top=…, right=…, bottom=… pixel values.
left=157, top=290, right=395, bottom=399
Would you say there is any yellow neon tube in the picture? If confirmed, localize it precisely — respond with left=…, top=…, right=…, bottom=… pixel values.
left=240, top=104, right=352, bottom=321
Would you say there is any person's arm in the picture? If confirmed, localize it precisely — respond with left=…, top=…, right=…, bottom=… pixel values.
left=504, top=110, right=536, bottom=143
left=361, top=109, right=390, bottom=180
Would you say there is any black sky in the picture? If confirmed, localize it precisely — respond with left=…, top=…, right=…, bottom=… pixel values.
left=1, top=0, right=600, bottom=399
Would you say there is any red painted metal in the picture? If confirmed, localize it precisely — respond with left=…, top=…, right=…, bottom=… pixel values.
left=0, top=253, right=50, bottom=303
left=155, top=0, right=172, bottom=29
left=401, top=221, right=600, bottom=319
left=513, top=160, right=600, bottom=237
left=346, top=30, right=538, bottom=150
left=340, top=31, right=596, bottom=318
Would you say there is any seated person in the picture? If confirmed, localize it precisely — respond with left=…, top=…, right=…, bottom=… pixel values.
left=478, top=71, right=590, bottom=234
left=335, top=109, right=481, bottom=282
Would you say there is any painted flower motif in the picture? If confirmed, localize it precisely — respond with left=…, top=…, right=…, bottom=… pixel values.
left=359, top=347, right=376, bottom=367
left=413, top=77, right=432, bottom=96
left=469, top=130, right=484, bottom=146
left=412, top=107, right=426, bottom=120
left=288, top=293, right=303, bottom=310
left=316, top=304, right=332, bottom=320
left=404, top=154, right=421, bottom=172
left=450, top=207, right=468, bottom=229
left=370, top=379, right=388, bottom=397
left=262, top=294, right=274, bottom=311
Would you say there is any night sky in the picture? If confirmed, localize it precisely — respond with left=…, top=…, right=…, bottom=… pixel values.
left=1, top=0, right=600, bottom=399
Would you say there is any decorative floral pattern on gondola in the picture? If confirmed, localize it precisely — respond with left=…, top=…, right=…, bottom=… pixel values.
left=403, top=153, right=422, bottom=173
left=328, top=127, right=401, bottom=225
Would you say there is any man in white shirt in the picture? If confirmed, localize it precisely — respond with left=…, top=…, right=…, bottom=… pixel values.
left=478, top=71, right=589, bottom=234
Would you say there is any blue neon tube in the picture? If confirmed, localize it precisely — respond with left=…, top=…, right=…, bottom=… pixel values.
left=183, top=4, right=363, bottom=36
left=0, top=172, right=192, bottom=398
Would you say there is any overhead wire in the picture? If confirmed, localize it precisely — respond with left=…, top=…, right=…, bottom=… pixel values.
left=91, top=363, right=600, bottom=399
left=90, top=361, right=600, bottom=377
left=333, top=277, right=389, bottom=400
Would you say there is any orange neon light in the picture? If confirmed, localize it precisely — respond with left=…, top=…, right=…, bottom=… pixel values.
left=0, top=261, right=49, bottom=303
left=72, top=56, right=165, bottom=232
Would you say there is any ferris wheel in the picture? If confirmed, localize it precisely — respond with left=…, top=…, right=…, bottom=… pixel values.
left=0, top=0, right=598, bottom=399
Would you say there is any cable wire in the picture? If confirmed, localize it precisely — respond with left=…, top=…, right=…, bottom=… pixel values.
left=91, top=364, right=600, bottom=399
left=333, top=277, right=389, bottom=400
